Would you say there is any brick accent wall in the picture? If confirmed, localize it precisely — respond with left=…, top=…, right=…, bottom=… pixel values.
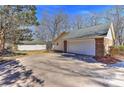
left=95, top=38, right=104, bottom=57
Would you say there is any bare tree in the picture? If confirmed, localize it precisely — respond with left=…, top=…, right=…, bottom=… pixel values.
left=88, top=12, right=104, bottom=26
left=70, top=15, right=85, bottom=30
left=103, top=6, right=124, bottom=45
left=36, top=10, right=69, bottom=42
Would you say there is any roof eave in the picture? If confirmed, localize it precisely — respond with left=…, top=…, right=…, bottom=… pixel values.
left=65, top=36, right=106, bottom=40
left=53, top=32, right=69, bottom=42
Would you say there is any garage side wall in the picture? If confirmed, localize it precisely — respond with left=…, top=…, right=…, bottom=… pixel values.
left=104, top=28, right=114, bottom=54
left=53, top=39, right=64, bottom=51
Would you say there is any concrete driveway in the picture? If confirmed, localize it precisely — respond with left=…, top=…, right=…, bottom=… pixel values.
left=17, top=53, right=124, bottom=87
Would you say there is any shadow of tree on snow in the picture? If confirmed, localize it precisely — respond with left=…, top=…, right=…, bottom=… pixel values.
left=0, top=60, right=44, bottom=87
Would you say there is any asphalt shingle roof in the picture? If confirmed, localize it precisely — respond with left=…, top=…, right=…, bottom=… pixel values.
left=64, top=24, right=110, bottom=39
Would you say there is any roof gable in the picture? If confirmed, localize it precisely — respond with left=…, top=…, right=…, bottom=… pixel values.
left=53, top=32, right=68, bottom=42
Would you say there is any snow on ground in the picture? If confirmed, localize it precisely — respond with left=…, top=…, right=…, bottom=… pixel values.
left=0, top=60, right=44, bottom=87
left=108, top=61, right=124, bottom=68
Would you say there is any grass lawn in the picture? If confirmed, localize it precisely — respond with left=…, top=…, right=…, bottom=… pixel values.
left=21, top=50, right=49, bottom=55
left=0, top=50, right=52, bottom=60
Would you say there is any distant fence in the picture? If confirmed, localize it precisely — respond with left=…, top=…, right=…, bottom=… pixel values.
left=17, top=45, right=46, bottom=51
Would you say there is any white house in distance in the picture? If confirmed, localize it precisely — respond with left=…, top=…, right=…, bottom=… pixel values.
left=53, top=23, right=115, bottom=56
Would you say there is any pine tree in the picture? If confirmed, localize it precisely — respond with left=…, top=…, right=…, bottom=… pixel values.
left=0, top=5, right=39, bottom=51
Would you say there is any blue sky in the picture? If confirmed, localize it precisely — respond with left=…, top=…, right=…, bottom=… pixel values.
left=36, top=5, right=113, bottom=21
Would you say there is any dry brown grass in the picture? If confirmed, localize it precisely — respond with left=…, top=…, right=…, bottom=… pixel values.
left=0, top=50, right=53, bottom=59
left=24, top=50, right=50, bottom=55
left=16, top=50, right=56, bottom=57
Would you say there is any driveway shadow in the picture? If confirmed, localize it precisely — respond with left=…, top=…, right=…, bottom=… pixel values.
left=60, top=53, right=98, bottom=63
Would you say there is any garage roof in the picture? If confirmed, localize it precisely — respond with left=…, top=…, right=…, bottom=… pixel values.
left=64, top=24, right=110, bottom=39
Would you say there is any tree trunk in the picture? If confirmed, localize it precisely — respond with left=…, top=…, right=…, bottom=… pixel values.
left=12, top=36, right=17, bottom=51
left=46, top=41, right=52, bottom=52
left=0, top=31, right=5, bottom=52
left=11, top=29, right=17, bottom=51
left=12, top=44, right=17, bottom=51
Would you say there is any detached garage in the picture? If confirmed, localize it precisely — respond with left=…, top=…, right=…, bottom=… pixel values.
left=53, top=23, right=115, bottom=56
left=67, top=39, right=95, bottom=56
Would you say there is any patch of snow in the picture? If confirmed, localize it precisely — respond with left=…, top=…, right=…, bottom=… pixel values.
left=0, top=60, right=44, bottom=87
left=108, top=61, right=124, bottom=68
